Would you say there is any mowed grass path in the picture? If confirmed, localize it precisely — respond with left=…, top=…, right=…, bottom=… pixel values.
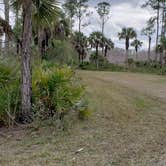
left=1, top=71, right=166, bottom=166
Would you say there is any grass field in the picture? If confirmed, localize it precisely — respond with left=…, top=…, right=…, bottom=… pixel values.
left=0, top=71, right=166, bottom=166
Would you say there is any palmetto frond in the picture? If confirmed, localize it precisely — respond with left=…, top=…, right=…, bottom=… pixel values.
left=89, top=31, right=103, bottom=47
left=118, top=27, right=137, bottom=40
left=131, top=39, right=143, bottom=48
left=33, top=0, right=60, bottom=27
left=11, top=0, right=60, bottom=27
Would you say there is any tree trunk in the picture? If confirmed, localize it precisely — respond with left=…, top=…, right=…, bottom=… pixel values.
left=135, top=46, right=138, bottom=61
left=161, top=2, right=166, bottom=37
left=78, top=9, right=81, bottom=33
left=15, top=7, right=21, bottom=55
left=101, top=17, right=104, bottom=56
left=125, top=38, right=129, bottom=62
left=155, top=1, right=160, bottom=61
left=104, top=45, right=108, bottom=57
left=96, top=43, right=99, bottom=69
left=4, top=0, right=9, bottom=54
left=21, top=0, right=33, bottom=123
left=148, top=36, right=151, bottom=61
left=78, top=9, right=81, bottom=63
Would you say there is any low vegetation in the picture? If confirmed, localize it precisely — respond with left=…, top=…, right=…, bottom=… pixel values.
left=0, top=57, right=87, bottom=127
left=80, top=54, right=166, bottom=75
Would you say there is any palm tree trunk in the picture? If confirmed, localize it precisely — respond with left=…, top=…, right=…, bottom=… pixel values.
left=104, top=45, right=108, bottom=57
left=21, top=0, right=33, bottom=123
left=4, top=0, right=9, bottom=54
left=125, top=38, right=129, bottom=62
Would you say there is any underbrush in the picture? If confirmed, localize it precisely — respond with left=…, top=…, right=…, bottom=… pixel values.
left=0, top=58, right=88, bottom=127
left=42, top=40, right=78, bottom=66
left=79, top=56, right=166, bottom=75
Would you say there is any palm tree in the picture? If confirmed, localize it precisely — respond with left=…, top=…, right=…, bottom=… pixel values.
left=103, top=38, right=114, bottom=57
left=10, top=0, right=60, bottom=122
left=32, top=0, right=60, bottom=56
left=89, top=31, right=103, bottom=68
left=73, top=31, right=88, bottom=63
left=131, top=39, right=143, bottom=60
left=11, top=0, right=60, bottom=56
left=118, top=27, right=137, bottom=61
left=97, top=1, right=111, bottom=55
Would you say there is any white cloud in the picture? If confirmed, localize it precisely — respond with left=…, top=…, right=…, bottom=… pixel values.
left=73, top=2, right=156, bottom=50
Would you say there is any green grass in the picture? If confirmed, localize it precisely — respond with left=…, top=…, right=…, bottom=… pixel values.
left=0, top=71, right=166, bottom=166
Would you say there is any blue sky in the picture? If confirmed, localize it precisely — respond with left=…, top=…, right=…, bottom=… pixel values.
left=0, top=0, right=156, bottom=50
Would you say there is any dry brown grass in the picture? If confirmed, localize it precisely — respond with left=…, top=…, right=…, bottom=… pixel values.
left=0, top=71, right=166, bottom=166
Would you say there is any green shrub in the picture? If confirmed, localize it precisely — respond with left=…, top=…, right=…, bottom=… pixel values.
left=127, top=58, right=134, bottom=67
left=0, top=58, right=87, bottom=126
left=0, top=59, right=21, bottom=126
left=32, top=62, right=85, bottom=120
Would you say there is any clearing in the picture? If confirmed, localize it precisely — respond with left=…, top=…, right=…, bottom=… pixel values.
left=0, top=71, right=166, bottom=166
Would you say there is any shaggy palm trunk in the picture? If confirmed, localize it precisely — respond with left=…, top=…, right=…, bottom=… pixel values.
left=21, top=0, right=33, bottom=123
left=125, top=38, right=129, bottom=63
left=4, top=0, right=9, bottom=54
left=104, top=45, right=108, bottom=57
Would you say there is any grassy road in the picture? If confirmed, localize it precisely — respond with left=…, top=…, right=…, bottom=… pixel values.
left=0, top=71, right=166, bottom=166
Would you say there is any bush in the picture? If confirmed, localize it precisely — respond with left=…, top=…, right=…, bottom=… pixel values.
left=0, top=59, right=87, bottom=127
left=32, top=61, right=85, bottom=120
left=0, top=58, right=21, bottom=126
left=127, top=58, right=134, bottom=67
